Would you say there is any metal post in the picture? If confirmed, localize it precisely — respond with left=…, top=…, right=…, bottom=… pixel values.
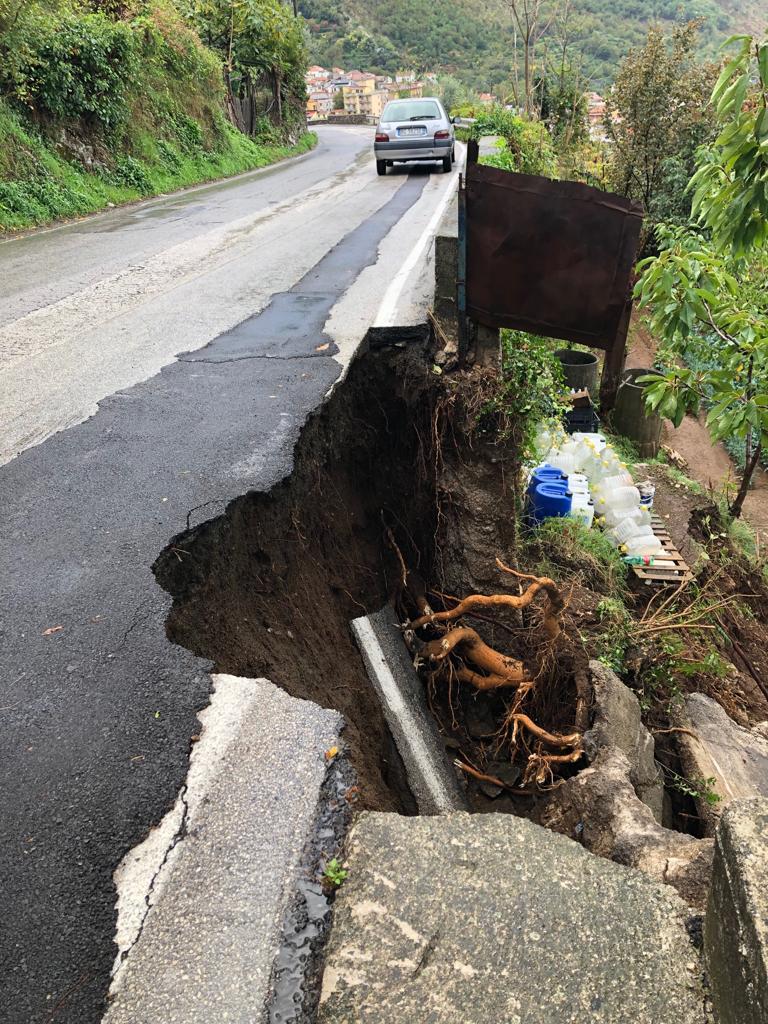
left=599, top=298, right=632, bottom=412
left=456, top=173, right=468, bottom=366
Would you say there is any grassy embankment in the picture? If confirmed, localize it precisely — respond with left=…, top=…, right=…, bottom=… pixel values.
left=0, top=1, right=315, bottom=232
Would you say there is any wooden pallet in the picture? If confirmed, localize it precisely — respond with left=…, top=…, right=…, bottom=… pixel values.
left=629, top=513, right=694, bottom=586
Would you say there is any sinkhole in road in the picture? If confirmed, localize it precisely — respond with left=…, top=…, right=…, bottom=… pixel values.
left=154, top=338, right=441, bottom=811
left=151, top=334, right=714, bottom=911
left=152, top=335, right=587, bottom=816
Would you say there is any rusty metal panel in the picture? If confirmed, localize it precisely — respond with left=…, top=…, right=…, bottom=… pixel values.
left=465, top=163, right=643, bottom=349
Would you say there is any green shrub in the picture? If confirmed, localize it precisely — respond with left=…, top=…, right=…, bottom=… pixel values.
left=108, top=155, right=154, bottom=192
left=481, top=119, right=557, bottom=178
left=484, top=330, right=570, bottom=456
left=458, top=107, right=557, bottom=178
left=525, top=517, right=629, bottom=595
left=6, top=11, right=138, bottom=132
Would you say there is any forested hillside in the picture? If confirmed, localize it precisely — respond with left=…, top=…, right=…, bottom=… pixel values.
left=299, top=0, right=765, bottom=88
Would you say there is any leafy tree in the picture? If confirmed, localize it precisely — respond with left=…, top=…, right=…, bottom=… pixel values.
left=536, top=68, right=587, bottom=144
left=604, top=20, right=716, bottom=238
left=437, top=74, right=473, bottom=114
left=636, top=34, right=768, bottom=517
left=689, top=35, right=768, bottom=256
left=182, top=0, right=307, bottom=134
left=502, top=0, right=558, bottom=117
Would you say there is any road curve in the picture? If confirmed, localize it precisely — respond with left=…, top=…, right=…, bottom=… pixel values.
left=0, top=126, right=460, bottom=1022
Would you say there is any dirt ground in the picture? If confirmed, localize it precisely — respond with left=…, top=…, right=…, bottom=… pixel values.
left=638, top=467, right=768, bottom=727
left=627, top=319, right=768, bottom=544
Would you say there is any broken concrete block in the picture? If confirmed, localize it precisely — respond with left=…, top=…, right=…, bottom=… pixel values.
left=676, top=693, right=768, bottom=836
left=540, top=745, right=713, bottom=908
left=318, top=812, right=708, bottom=1024
left=585, top=660, right=664, bottom=821
left=539, top=662, right=712, bottom=908
left=705, top=798, right=768, bottom=1024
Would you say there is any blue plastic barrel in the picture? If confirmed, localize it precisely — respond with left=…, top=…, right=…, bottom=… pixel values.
left=531, top=482, right=572, bottom=523
left=527, top=465, right=566, bottom=498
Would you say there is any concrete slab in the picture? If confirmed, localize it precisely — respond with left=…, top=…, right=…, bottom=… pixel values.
left=677, top=693, right=768, bottom=834
left=351, top=608, right=468, bottom=814
left=103, top=676, right=343, bottom=1024
left=586, top=660, right=664, bottom=821
left=318, top=812, right=708, bottom=1024
left=705, top=797, right=768, bottom=1024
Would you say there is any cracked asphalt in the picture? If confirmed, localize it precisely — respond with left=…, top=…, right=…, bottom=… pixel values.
left=0, top=126, right=459, bottom=1022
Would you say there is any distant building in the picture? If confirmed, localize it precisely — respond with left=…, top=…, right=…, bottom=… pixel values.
left=390, top=80, right=423, bottom=99
left=307, top=90, right=332, bottom=120
left=307, top=65, right=428, bottom=119
left=478, top=92, right=496, bottom=106
left=342, top=75, right=388, bottom=118
left=327, top=74, right=351, bottom=95
left=306, top=65, right=333, bottom=99
left=587, top=92, right=608, bottom=139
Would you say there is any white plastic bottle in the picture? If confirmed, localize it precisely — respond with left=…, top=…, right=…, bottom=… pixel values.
left=567, top=473, right=590, bottom=494
left=585, top=450, right=624, bottom=484
left=572, top=432, right=607, bottom=450
left=595, top=485, right=642, bottom=514
left=593, top=472, right=634, bottom=494
left=610, top=518, right=654, bottom=546
left=570, top=492, right=595, bottom=528
left=603, top=505, right=652, bottom=530
left=548, top=450, right=578, bottom=475
left=623, top=533, right=662, bottom=557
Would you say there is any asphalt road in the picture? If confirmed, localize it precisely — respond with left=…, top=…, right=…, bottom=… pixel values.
left=0, top=126, right=459, bottom=1022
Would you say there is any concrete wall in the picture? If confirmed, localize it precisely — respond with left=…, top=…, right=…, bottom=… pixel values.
left=432, top=198, right=499, bottom=366
left=705, top=798, right=768, bottom=1024
left=433, top=202, right=459, bottom=348
left=310, top=115, right=377, bottom=126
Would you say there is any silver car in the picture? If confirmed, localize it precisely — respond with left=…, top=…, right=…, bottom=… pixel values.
left=374, top=97, right=455, bottom=176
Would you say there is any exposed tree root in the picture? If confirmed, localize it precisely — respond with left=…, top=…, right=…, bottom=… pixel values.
left=455, top=667, right=527, bottom=691
left=393, top=530, right=580, bottom=794
left=504, top=712, right=581, bottom=749
left=421, top=626, right=530, bottom=686
left=495, top=559, right=564, bottom=640
left=410, top=567, right=564, bottom=641
left=524, top=749, right=584, bottom=786
left=454, top=760, right=510, bottom=789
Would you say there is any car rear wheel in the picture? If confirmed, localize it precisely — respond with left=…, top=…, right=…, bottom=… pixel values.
left=451, top=147, right=456, bottom=164
left=376, top=160, right=387, bottom=176
left=442, top=155, right=451, bottom=173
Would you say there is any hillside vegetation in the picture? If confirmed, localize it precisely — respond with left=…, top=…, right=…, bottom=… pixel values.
left=299, top=0, right=762, bottom=89
left=0, top=0, right=312, bottom=232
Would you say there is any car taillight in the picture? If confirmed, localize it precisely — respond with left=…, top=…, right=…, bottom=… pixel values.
left=375, top=132, right=389, bottom=142
left=434, top=129, right=450, bottom=139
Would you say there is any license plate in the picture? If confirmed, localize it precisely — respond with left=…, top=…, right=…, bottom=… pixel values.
left=400, top=127, right=426, bottom=137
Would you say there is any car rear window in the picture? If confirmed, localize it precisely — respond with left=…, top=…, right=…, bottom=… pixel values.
left=382, top=100, right=442, bottom=122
